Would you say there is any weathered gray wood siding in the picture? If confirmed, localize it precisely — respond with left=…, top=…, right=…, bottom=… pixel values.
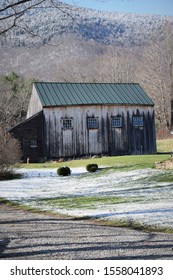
left=27, top=85, right=43, bottom=119
left=43, top=104, right=156, bottom=158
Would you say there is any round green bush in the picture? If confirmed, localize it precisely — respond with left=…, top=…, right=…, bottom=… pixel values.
left=86, top=163, right=98, bottom=173
left=57, top=166, right=71, bottom=176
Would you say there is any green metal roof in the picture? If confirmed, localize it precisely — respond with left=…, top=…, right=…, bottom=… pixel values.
left=34, top=82, right=154, bottom=107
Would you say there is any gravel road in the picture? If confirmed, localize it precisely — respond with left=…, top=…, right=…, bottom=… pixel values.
left=0, top=204, right=173, bottom=260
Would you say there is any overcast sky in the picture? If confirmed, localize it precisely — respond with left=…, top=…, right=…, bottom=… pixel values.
left=61, top=0, right=173, bottom=16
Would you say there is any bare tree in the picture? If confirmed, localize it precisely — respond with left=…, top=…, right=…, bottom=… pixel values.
left=57, top=57, right=97, bottom=82
left=55, top=44, right=138, bottom=84
left=94, top=46, right=137, bottom=83
left=139, top=44, right=170, bottom=130
left=0, top=73, right=33, bottom=129
left=0, top=126, right=21, bottom=177
left=137, top=19, right=173, bottom=133
left=163, top=20, right=173, bottom=131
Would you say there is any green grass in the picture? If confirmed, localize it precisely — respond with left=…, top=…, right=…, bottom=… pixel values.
left=1, top=197, right=173, bottom=233
left=150, top=172, right=173, bottom=183
left=0, top=197, right=16, bottom=205
left=157, top=138, right=173, bottom=153
left=0, top=197, right=38, bottom=210
left=93, top=218, right=173, bottom=233
left=39, top=195, right=143, bottom=209
left=1, top=141, right=172, bottom=233
left=19, top=138, right=172, bottom=169
left=20, top=154, right=170, bottom=170
left=0, top=197, right=71, bottom=217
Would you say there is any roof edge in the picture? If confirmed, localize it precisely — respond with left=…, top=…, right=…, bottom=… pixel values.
left=9, top=111, right=43, bottom=132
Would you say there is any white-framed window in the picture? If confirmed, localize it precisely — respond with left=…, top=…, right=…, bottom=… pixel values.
left=112, top=116, right=122, bottom=128
left=30, top=139, right=37, bottom=147
left=62, top=118, right=73, bottom=129
left=133, top=116, right=143, bottom=127
left=87, top=117, right=99, bottom=129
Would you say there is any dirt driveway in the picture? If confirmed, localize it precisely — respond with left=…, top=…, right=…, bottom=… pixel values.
left=0, top=204, right=173, bottom=260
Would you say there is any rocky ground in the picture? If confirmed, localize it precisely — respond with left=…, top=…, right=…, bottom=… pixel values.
left=0, top=204, right=173, bottom=260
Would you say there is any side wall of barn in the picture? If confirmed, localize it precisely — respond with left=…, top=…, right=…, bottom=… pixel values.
left=10, top=112, right=45, bottom=162
left=43, top=104, right=156, bottom=158
left=27, top=85, right=43, bottom=119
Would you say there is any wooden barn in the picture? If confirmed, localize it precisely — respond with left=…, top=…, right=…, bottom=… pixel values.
left=9, top=82, right=156, bottom=162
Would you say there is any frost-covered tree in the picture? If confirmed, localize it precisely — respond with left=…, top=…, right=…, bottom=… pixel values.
left=0, top=0, right=74, bottom=39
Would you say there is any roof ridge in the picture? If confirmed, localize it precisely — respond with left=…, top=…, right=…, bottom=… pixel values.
left=34, top=82, right=140, bottom=85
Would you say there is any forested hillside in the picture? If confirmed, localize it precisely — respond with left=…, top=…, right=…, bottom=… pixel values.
left=0, top=0, right=167, bottom=47
left=0, top=1, right=173, bottom=135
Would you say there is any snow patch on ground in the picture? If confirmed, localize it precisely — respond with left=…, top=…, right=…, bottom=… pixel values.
left=0, top=167, right=173, bottom=229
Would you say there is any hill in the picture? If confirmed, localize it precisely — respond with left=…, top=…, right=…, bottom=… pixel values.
left=0, top=1, right=169, bottom=47
left=0, top=1, right=172, bottom=80
left=1, top=1, right=173, bottom=133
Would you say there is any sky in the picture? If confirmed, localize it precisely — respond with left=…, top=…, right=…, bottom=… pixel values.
left=61, top=0, right=173, bottom=16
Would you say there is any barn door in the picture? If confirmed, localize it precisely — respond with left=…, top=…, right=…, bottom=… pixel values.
left=132, top=127, right=144, bottom=154
left=132, top=116, right=144, bottom=154
left=87, top=117, right=100, bottom=155
left=61, top=118, right=73, bottom=157
left=62, top=130, right=73, bottom=157
left=110, top=116, right=124, bottom=155
left=88, top=130, right=99, bottom=154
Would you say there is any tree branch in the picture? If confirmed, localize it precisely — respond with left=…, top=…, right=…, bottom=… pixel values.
left=0, top=0, right=33, bottom=13
left=0, top=0, right=46, bottom=19
left=0, top=0, right=74, bottom=39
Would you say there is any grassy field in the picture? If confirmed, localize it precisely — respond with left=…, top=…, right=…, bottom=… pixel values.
left=20, top=154, right=170, bottom=170
left=17, top=139, right=172, bottom=170
left=5, top=162, right=172, bottom=233
left=0, top=138, right=170, bottom=233
left=157, top=138, right=173, bottom=152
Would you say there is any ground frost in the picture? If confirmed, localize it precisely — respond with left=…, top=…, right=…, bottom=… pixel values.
left=0, top=168, right=173, bottom=230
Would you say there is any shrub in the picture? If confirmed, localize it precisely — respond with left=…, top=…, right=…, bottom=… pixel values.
left=0, top=170, right=22, bottom=180
left=86, top=163, right=98, bottom=173
left=57, top=166, right=71, bottom=176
